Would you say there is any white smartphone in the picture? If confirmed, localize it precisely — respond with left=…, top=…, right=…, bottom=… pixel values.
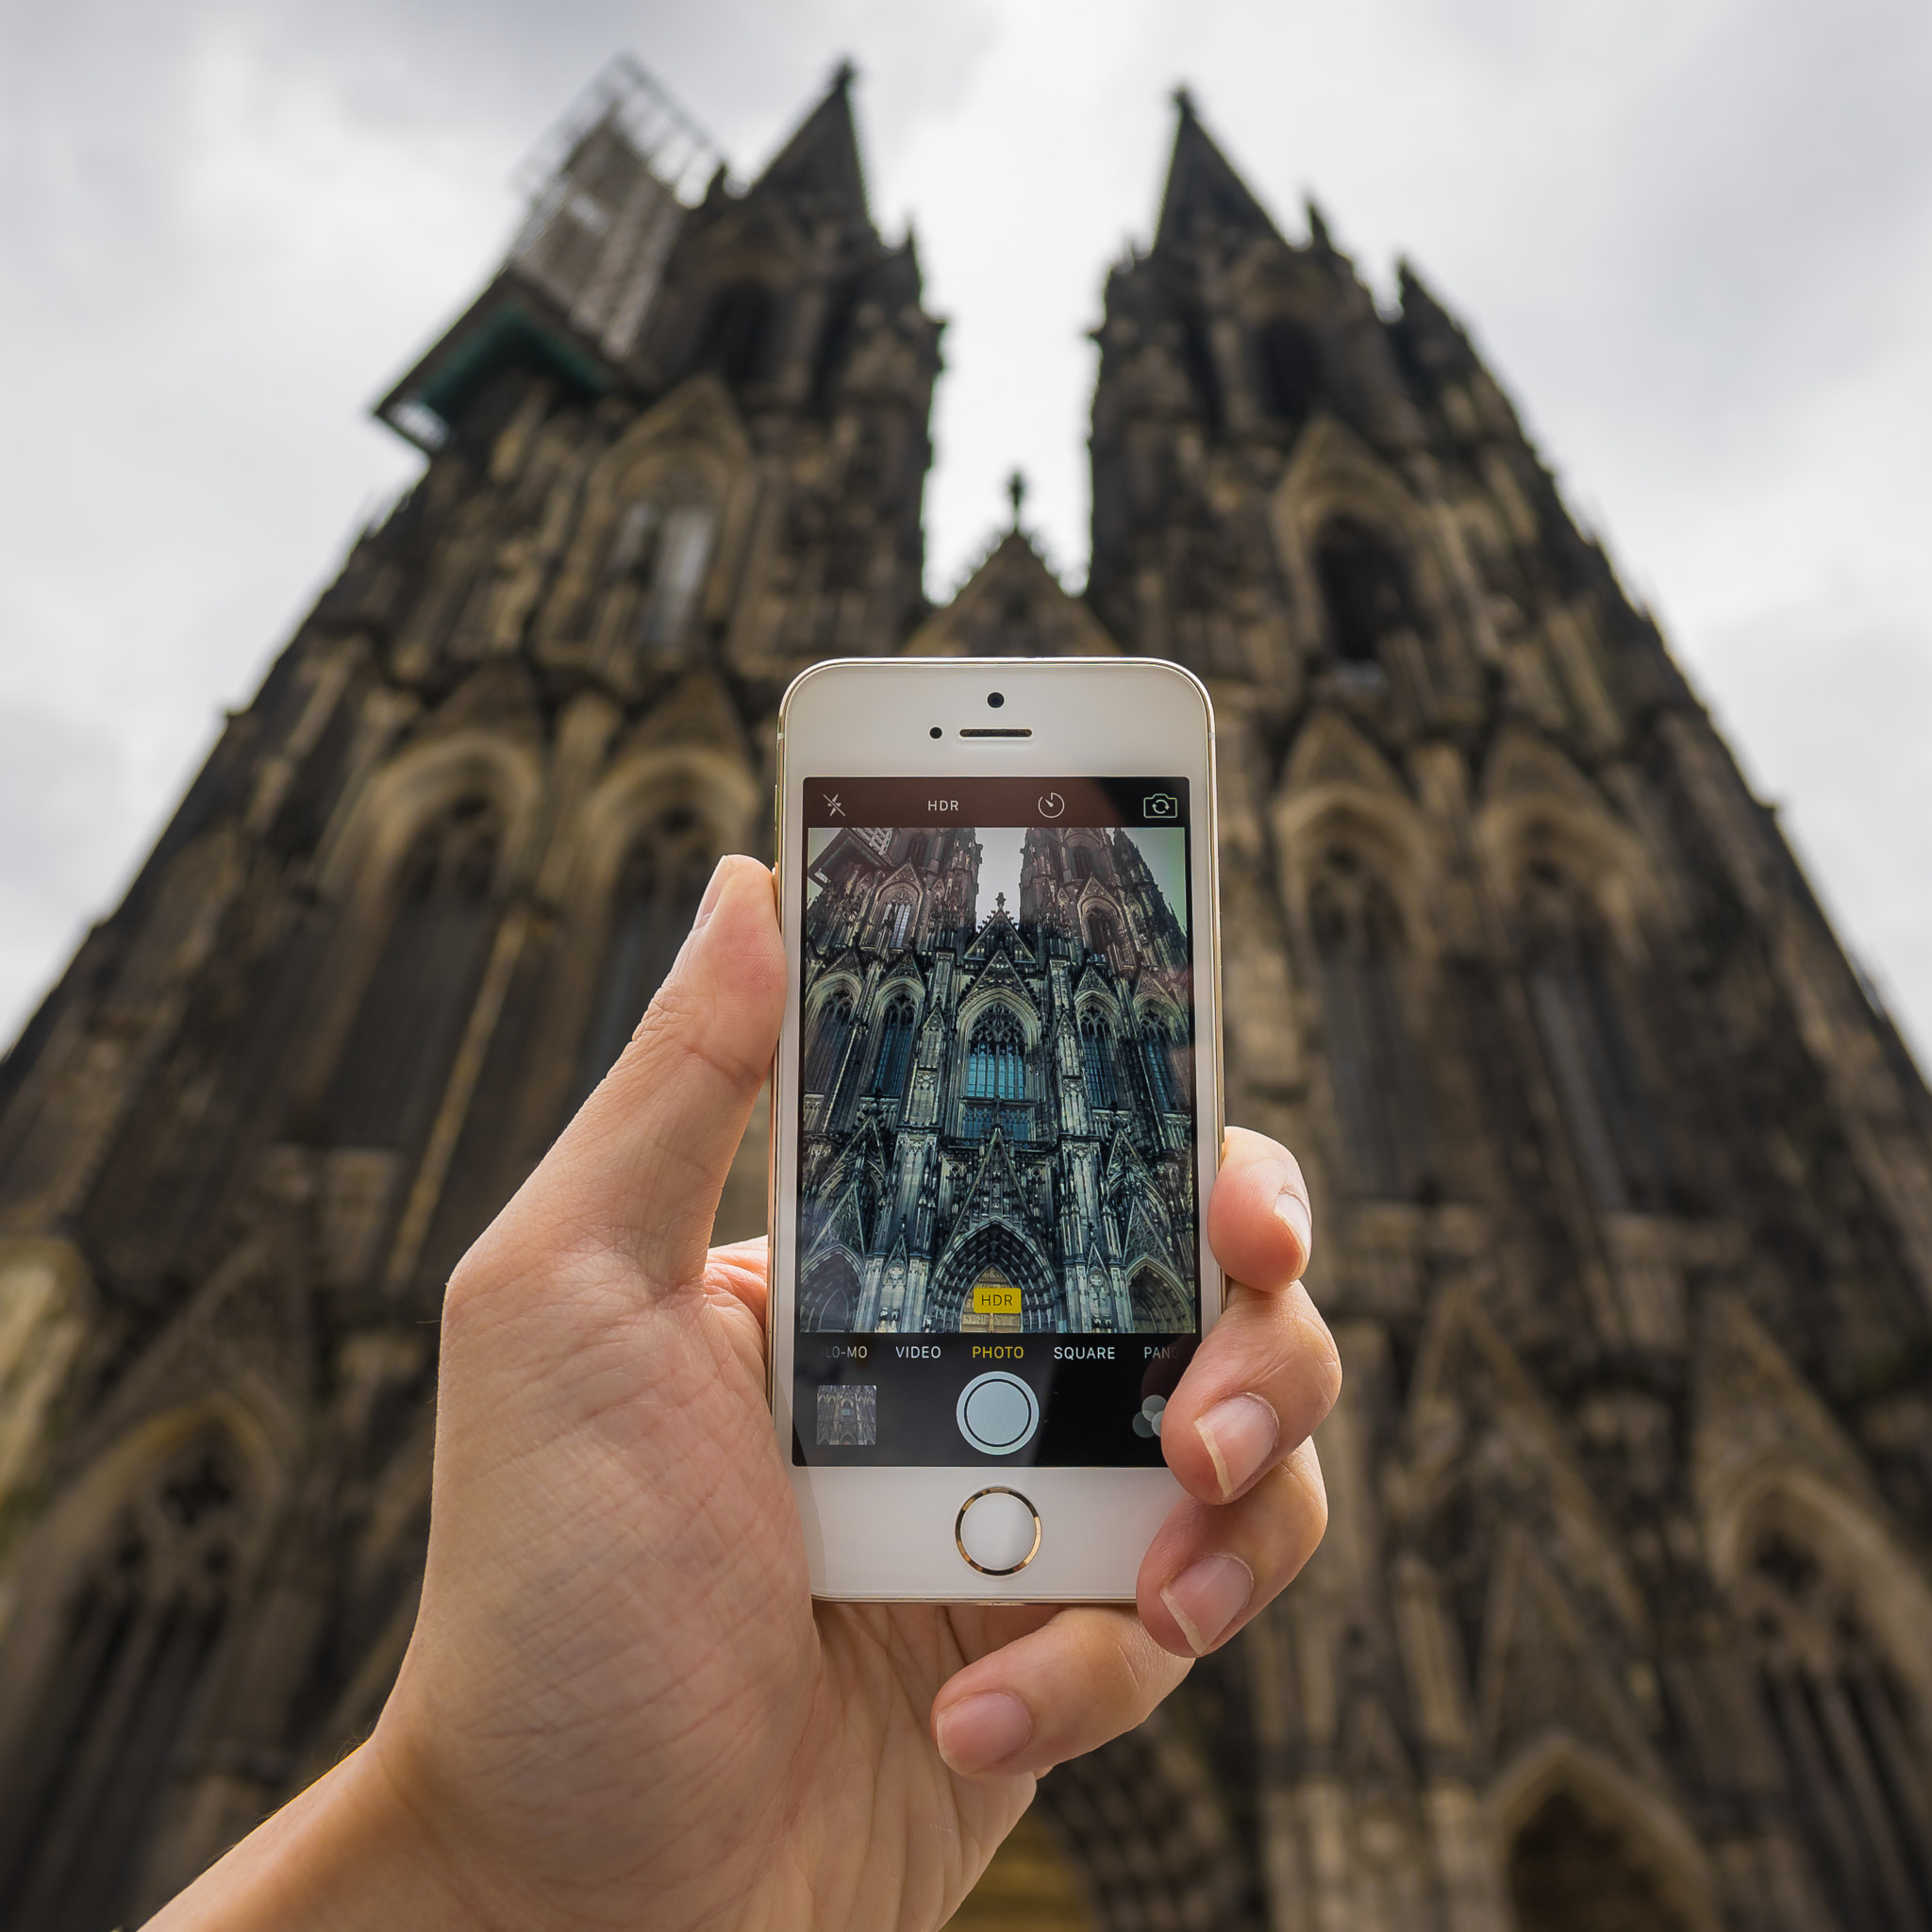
left=769, top=658, right=1224, bottom=1601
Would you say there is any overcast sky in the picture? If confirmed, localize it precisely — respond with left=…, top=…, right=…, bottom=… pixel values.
left=3, top=0, right=1929, bottom=1063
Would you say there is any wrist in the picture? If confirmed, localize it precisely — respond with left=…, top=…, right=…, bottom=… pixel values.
left=142, top=1739, right=488, bottom=1932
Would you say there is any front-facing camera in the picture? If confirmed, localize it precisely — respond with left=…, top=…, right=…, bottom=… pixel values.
left=929, top=726, right=942, bottom=739
left=987, top=691, right=1005, bottom=708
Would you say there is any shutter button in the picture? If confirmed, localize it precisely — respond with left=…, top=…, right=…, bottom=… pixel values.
left=956, top=1372, right=1040, bottom=1454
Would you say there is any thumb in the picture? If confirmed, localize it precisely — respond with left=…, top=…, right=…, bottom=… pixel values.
left=562, top=855, right=784, bottom=1290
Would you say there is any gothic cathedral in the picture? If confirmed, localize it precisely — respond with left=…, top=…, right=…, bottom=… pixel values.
left=2, top=58, right=1930, bottom=1932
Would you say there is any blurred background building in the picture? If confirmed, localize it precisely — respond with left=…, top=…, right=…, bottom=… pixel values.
left=1, top=57, right=1929, bottom=1932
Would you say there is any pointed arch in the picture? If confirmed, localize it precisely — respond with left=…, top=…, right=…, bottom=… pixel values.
left=1312, top=513, right=1419, bottom=668
left=1489, top=1736, right=1724, bottom=1932
left=869, top=994, right=917, bottom=1101
left=925, top=1219, right=1061, bottom=1334
left=1307, top=844, right=1432, bottom=1198
left=1079, top=1009, right=1122, bottom=1110
left=572, top=801, right=718, bottom=1105
left=1518, top=858, right=1671, bottom=1213
left=0, top=1403, right=279, bottom=1932
left=1491, top=1739, right=1723, bottom=1932
left=536, top=375, right=756, bottom=671
left=805, top=986, right=857, bottom=1098
left=1704, top=1465, right=1932, bottom=1928
left=319, top=792, right=504, bottom=1150
left=1126, top=1259, right=1191, bottom=1331
left=800, top=1248, right=862, bottom=1332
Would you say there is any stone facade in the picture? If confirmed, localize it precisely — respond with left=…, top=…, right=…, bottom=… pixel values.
left=799, top=824, right=1196, bottom=1335
left=1, top=58, right=1929, bottom=1932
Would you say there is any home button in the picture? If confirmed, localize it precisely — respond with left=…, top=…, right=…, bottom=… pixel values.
left=956, top=1487, right=1042, bottom=1575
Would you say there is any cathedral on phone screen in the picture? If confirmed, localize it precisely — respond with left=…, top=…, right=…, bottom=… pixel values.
left=791, top=777, right=1201, bottom=1468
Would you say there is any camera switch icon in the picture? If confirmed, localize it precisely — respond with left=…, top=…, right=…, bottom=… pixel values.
left=1142, top=793, right=1178, bottom=820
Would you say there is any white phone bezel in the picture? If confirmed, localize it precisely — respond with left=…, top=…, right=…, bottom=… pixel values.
left=771, top=657, right=1224, bottom=1602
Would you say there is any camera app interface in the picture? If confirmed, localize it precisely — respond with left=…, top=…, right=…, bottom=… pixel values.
left=792, top=776, right=1199, bottom=1468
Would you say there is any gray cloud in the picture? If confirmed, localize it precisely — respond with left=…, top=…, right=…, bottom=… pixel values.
left=2, top=0, right=1928, bottom=1063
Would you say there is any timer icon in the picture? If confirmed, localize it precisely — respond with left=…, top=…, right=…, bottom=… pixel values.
left=1037, top=791, right=1065, bottom=819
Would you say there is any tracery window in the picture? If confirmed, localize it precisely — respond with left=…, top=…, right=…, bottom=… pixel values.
left=1740, top=1530, right=1932, bottom=1930
left=1085, top=907, right=1119, bottom=957
left=965, top=1008, right=1026, bottom=1102
left=575, top=807, right=716, bottom=1106
left=1313, top=517, right=1414, bottom=669
left=322, top=796, right=501, bottom=1149
left=704, top=279, right=776, bottom=385
left=1080, top=1013, right=1120, bottom=1110
left=609, top=494, right=717, bottom=648
left=0, top=1432, right=247, bottom=1931
left=877, top=895, right=915, bottom=951
left=1255, top=318, right=1319, bottom=424
left=1520, top=864, right=1669, bottom=1212
left=805, top=990, right=856, bottom=1096
left=1139, top=1026, right=1174, bottom=1114
left=1310, top=852, right=1431, bottom=1198
left=872, top=996, right=916, bottom=1100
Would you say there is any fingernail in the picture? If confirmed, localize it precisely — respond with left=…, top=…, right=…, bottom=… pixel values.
left=1195, top=1393, right=1279, bottom=1500
left=1275, top=1186, right=1312, bottom=1271
left=935, top=1691, right=1033, bottom=1775
left=691, top=858, right=732, bottom=931
left=1160, top=1554, right=1254, bottom=1656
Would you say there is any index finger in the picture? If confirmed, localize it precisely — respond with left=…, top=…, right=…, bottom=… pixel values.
left=1208, top=1125, right=1312, bottom=1292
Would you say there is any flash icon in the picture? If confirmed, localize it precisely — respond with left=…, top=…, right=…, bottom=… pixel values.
left=825, top=793, right=845, bottom=818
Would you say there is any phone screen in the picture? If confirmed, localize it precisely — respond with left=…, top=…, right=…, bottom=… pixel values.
left=791, top=775, right=1202, bottom=1469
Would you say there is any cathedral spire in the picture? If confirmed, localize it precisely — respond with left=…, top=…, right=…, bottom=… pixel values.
left=747, top=58, right=871, bottom=226
left=1393, top=256, right=1483, bottom=384
left=1153, top=86, right=1283, bottom=253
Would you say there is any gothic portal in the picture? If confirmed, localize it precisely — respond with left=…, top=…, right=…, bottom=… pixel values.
left=2, top=56, right=1931, bottom=1932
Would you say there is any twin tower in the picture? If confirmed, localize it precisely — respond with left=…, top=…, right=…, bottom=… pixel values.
left=1, top=56, right=1930, bottom=1932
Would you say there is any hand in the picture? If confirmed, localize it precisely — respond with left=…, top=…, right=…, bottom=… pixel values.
left=151, top=858, right=1338, bottom=1932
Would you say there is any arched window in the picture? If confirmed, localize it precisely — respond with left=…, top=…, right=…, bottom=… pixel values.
left=1520, top=865, right=1669, bottom=1213
left=1085, top=907, right=1119, bottom=957
left=0, top=1431, right=247, bottom=1930
left=965, top=1008, right=1026, bottom=1103
left=1313, top=517, right=1414, bottom=668
left=801, top=1252, right=861, bottom=1332
left=575, top=808, right=716, bottom=1106
left=704, top=280, right=775, bottom=385
left=1255, top=318, right=1319, bottom=424
left=322, top=797, right=501, bottom=1149
left=904, top=835, right=928, bottom=869
left=1070, top=846, right=1096, bottom=884
left=1507, top=1791, right=1699, bottom=1932
left=1164, top=1011, right=1195, bottom=1108
left=609, top=494, right=717, bottom=649
left=1740, top=1529, right=1932, bottom=1929
left=1310, top=854, right=1431, bottom=1198
left=1080, top=1013, right=1120, bottom=1110
left=872, top=996, right=915, bottom=1100
left=805, top=990, right=855, bottom=1096
left=877, top=895, right=915, bottom=951
left=1139, top=1027, right=1174, bottom=1114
